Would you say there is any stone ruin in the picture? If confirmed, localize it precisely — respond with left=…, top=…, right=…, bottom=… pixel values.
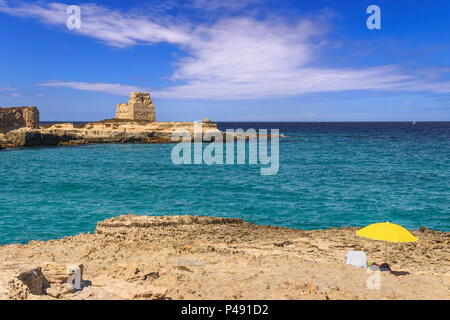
left=0, top=106, right=40, bottom=133
left=115, top=92, right=156, bottom=121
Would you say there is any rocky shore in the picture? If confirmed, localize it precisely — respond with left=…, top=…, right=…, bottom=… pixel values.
left=0, top=93, right=224, bottom=148
left=0, top=215, right=448, bottom=300
left=0, top=119, right=223, bottom=148
left=0, top=93, right=277, bottom=149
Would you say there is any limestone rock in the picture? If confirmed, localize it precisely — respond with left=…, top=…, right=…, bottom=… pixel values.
left=45, top=286, right=61, bottom=298
left=41, top=263, right=84, bottom=285
left=115, top=92, right=156, bottom=121
left=41, top=263, right=86, bottom=297
left=58, top=139, right=88, bottom=146
left=95, top=215, right=244, bottom=236
left=202, top=118, right=212, bottom=123
left=16, top=268, right=50, bottom=295
left=0, top=268, right=49, bottom=300
left=0, top=215, right=449, bottom=300
left=5, top=129, right=78, bottom=147
left=0, top=106, right=39, bottom=133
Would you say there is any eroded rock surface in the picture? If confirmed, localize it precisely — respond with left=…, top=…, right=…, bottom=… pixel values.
left=5, top=129, right=78, bottom=147
left=0, top=95, right=221, bottom=148
left=0, top=215, right=448, bottom=300
left=0, top=106, right=39, bottom=133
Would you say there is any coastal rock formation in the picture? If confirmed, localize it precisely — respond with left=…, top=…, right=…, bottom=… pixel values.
left=2, top=119, right=222, bottom=147
left=116, top=92, right=156, bottom=121
left=0, top=215, right=448, bottom=300
left=0, top=263, right=85, bottom=299
left=0, top=106, right=39, bottom=133
left=0, top=96, right=223, bottom=148
left=5, top=129, right=77, bottom=147
left=39, top=120, right=222, bottom=144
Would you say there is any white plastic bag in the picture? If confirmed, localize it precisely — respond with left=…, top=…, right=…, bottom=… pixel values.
left=345, top=251, right=367, bottom=268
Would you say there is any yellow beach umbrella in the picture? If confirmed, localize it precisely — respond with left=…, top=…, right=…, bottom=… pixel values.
left=356, top=222, right=418, bottom=263
left=356, top=222, right=418, bottom=243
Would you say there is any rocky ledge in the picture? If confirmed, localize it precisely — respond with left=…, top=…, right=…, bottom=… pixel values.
left=0, top=215, right=448, bottom=300
left=0, top=118, right=222, bottom=148
left=0, top=94, right=225, bottom=148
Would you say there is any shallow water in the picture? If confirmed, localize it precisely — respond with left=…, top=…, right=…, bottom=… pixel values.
left=0, top=122, right=449, bottom=244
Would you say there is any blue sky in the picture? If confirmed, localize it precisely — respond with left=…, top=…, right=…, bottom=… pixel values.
left=0, top=0, right=449, bottom=121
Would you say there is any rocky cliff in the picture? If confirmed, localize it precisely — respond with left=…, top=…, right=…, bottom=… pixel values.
left=0, top=106, right=39, bottom=133
left=116, top=92, right=156, bottom=121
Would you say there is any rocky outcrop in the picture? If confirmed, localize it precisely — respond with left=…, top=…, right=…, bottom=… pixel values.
left=1, top=96, right=222, bottom=147
left=5, top=129, right=78, bottom=147
left=96, top=215, right=244, bottom=236
left=13, top=268, right=49, bottom=298
left=0, top=264, right=85, bottom=300
left=0, top=106, right=39, bottom=133
left=40, top=119, right=222, bottom=144
left=116, top=92, right=156, bottom=121
left=2, top=119, right=222, bottom=147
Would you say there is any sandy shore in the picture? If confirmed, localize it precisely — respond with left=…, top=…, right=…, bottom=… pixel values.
left=0, top=215, right=448, bottom=300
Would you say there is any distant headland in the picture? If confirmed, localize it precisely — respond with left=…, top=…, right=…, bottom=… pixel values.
left=0, top=92, right=220, bottom=148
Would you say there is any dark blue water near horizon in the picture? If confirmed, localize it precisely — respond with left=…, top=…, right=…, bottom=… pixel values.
left=1, top=122, right=449, bottom=244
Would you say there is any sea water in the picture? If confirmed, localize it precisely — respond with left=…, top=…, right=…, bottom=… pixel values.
left=0, top=122, right=449, bottom=244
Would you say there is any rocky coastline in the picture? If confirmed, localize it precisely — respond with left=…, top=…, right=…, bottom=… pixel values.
left=0, top=214, right=448, bottom=300
left=0, top=118, right=222, bottom=148
left=0, top=93, right=270, bottom=149
left=0, top=93, right=224, bottom=148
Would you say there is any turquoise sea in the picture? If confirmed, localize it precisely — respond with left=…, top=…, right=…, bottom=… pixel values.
left=0, top=122, right=449, bottom=244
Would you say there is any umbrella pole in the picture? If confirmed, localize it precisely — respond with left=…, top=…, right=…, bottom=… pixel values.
left=385, top=241, right=388, bottom=263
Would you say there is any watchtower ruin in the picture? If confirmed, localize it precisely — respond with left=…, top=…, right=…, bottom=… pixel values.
left=115, top=92, right=156, bottom=121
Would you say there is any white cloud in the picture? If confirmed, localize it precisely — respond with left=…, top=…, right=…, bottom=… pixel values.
left=0, top=86, right=17, bottom=92
left=190, top=0, right=259, bottom=11
left=38, top=81, right=148, bottom=96
left=2, top=1, right=450, bottom=99
left=0, top=1, right=191, bottom=48
left=0, top=86, right=20, bottom=97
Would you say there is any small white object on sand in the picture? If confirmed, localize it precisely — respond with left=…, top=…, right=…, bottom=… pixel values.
left=345, top=251, right=368, bottom=268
